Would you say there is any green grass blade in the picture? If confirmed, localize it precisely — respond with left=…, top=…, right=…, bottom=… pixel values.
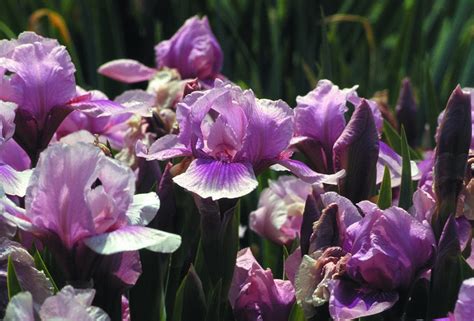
left=377, top=166, right=392, bottom=210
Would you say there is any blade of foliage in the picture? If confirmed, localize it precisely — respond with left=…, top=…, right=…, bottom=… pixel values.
left=398, top=127, right=413, bottom=210
left=377, top=166, right=392, bottom=210
left=33, top=248, right=59, bottom=293
left=7, top=255, right=22, bottom=300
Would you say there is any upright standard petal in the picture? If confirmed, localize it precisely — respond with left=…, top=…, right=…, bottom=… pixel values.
left=0, top=32, right=76, bottom=124
left=173, top=158, right=258, bottom=200
left=155, top=16, right=223, bottom=79
left=25, top=143, right=135, bottom=248
left=98, top=59, right=156, bottom=83
left=294, top=80, right=357, bottom=157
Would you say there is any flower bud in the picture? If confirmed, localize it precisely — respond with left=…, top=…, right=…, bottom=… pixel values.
left=432, top=85, right=472, bottom=238
left=333, top=100, right=379, bottom=202
left=396, top=78, right=418, bottom=145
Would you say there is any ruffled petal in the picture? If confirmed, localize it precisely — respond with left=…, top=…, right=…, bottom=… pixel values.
left=173, top=158, right=258, bottom=200
left=126, top=192, right=160, bottom=226
left=83, top=225, right=181, bottom=255
left=98, top=59, right=156, bottom=83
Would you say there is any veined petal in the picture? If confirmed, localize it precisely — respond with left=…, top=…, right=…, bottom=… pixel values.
left=126, top=192, right=160, bottom=226
left=114, top=90, right=156, bottom=117
left=136, top=135, right=191, bottom=161
left=173, top=158, right=258, bottom=200
left=0, top=165, right=31, bottom=196
left=83, top=225, right=181, bottom=255
left=67, top=94, right=126, bottom=117
left=98, top=59, right=156, bottom=83
left=274, top=158, right=345, bottom=185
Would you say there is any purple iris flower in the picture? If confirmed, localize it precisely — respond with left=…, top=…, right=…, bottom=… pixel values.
left=293, top=79, right=420, bottom=187
left=99, top=16, right=223, bottom=85
left=0, top=143, right=181, bottom=309
left=0, top=101, right=31, bottom=196
left=295, top=193, right=435, bottom=320
left=228, top=248, right=295, bottom=321
left=3, top=285, right=110, bottom=321
left=137, top=80, right=343, bottom=200
left=1, top=142, right=181, bottom=255
left=0, top=32, right=131, bottom=164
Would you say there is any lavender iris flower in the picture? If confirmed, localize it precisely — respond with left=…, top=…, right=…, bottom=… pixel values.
left=4, top=286, right=110, bottom=321
left=0, top=32, right=133, bottom=164
left=137, top=80, right=343, bottom=200
left=293, top=79, right=420, bottom=187
left=1, top=142, right=181, bottom=255
left=99, top=16, right=223, bottom=85
left=296, top=193, right=435, bottom=320
left=228, top=248, right=295, bottom=321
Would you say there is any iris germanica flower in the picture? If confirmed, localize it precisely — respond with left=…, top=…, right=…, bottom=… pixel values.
left=1, top=143, right=181, bottom=310
left=229, top=248, right=295, bottom=321
left=0, top=32, right=133, bottom=164
left=295, top=193, right=435, bottom=320
left=99, top=16, right=223, bottom=85
left=137, top=80, right=343, bottom=200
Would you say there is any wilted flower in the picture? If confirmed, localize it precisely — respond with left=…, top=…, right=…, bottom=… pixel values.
left=296, top=193, right=435, bottom=320
left=3, top=285, right=110, bottom=321
left=293, top=80, right=419, bottom=189
left=229, top=248, right=295, bottom=321
left=137, top=80, right=343, bottom=200
left=249, top=175, right=314, bottom=245
left=0, top=101, right=31, bottom=196
left=0, top=32, right=132, bottom=164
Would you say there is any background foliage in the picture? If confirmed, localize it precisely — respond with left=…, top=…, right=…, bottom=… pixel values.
left=2, top=1, right=474, bottom=320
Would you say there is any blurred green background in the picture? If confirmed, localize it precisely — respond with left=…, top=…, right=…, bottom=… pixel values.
left=1, top=0, right=474, bottom=143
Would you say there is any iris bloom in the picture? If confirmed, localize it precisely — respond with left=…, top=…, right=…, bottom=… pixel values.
left=99, top=16, right=223, bottom=85
left=4, top=286, right=110, bottom=321
left=137, top=80, right=343, bottom=200
left=2, top=142, right=181, bottom=254
left=229, top=248, right=295, bottom=321
left=249, top=175, right=315, bottom=245
left=0, top=32, right=134, bottom=164
left=293, top=79, right=419, bottom=187
left=295, top=193, right=435, bottom=320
